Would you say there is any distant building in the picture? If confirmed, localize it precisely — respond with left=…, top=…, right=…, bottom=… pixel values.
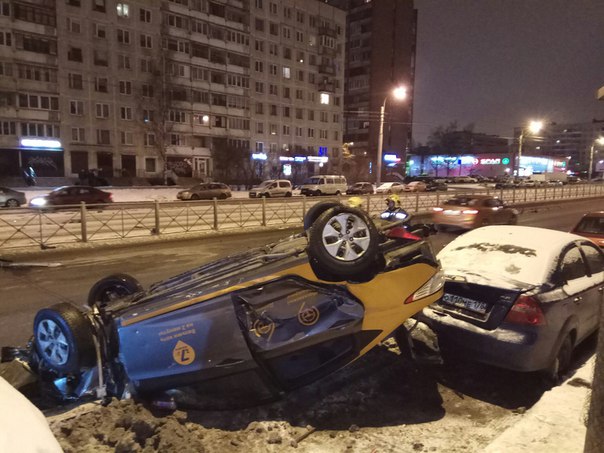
left=514, top=119, right=604, bottom=174
left=326, top=0, right=417, bottom=181
left=0, top=0, right=345, bottom=182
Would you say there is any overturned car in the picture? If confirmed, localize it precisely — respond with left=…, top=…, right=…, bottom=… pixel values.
left=12, top=203, right=444, bottom=407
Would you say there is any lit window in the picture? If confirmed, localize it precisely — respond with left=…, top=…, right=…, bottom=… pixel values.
left=282, top=66, right=291, bottom=79
left=117, top=3, right=129, bottom=17
left=320, top=93, right=330, bottom=105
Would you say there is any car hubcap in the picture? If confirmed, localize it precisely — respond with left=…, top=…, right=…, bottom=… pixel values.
left=37, top=319, right=69, bottom=365
left=321, top=213, right=370, bottom=261
left=7, top=200, right=18, bottom=207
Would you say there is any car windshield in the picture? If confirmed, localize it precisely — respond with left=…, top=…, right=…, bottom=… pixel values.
left=304, top=177, right=321, bottom=185
left=574, top=216, right=604, bottom=234
left=444, top=197, right=479, bottom=206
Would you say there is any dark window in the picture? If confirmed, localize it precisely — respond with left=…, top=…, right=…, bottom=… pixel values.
left=559, top=247, right=587, bottom=282
left=581, top=244, right=604, bottom=276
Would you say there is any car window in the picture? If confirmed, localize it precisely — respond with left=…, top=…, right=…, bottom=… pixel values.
left=279, top=181, right=289, bottom=188
left=444, top=197, right=478, bottom=206
left=574, top=216, right=604, bottom=234
left=326, top=178, right=334, bottom=185
left=559, top=246, right=587, bottom=282
left=581, top=244, right=604, bottom=276
left=220, top=184, right=228, bottom=189
left=485, top=198, right=502, bottom=208
left=318, top=178, right=325, bottom=184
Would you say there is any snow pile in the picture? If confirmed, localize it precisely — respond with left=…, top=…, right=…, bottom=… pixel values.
left=0, top=377, right=62, bottom=453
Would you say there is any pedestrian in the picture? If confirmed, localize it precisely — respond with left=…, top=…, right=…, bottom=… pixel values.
left=25, top=166, right=36, bottom=186
left=88, top=169, right=97, bottom=186
left=78, top=168, right=88, bottom=185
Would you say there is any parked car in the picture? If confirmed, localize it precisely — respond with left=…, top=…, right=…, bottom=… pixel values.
left=346, top=182, right=374, bottom=195
left=375, top=182, right=406, bottom=194
left=300, top=175, right=347, bottom=196
left=249, top=179, right=293, bottom=198
left=17, top=202, right=443, bottom=406
left=425, top=179, right=448, bottom=192
left=432, top=195, right=518, bottom=230
left=403, top=181, right=428, bottom=192
left=421, top=225, right=604, bottom=381
left=494, top=180, right=515, bottom=189
left=29, top=186, right=113, bottom=208
left=453, top=176, right=478, bottom=184
left=177, top=183, right=231, bottom=200
left=0, top=186, right=26, bottom=208
left=570, top=211, right=604, bottom=247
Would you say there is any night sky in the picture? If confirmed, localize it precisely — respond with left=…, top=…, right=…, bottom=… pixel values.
left=412, top=0, right=604, bottom=144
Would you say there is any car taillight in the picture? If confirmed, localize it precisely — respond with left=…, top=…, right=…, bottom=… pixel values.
left=504, top=296, right=546, bottom=325
left=432, top=207, right=443, bottom=212
left=405, top=269, right=445, bottom=304
left=462, top=209, right=479, bottom=215
left=108, top=193, right=113, bottom=201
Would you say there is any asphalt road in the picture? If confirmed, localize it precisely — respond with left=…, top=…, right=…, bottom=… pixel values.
left=0, top=197, right=602, bottom=350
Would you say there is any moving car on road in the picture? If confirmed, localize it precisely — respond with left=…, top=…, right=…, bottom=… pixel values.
left=403, top=181, right=427, bottom=192
left=375, top=182, right=406, bottom=195
left=432, top=195, right=518, bottom=230
left=300, top=175, right=347, bottom=196
left=421, top=226, right=604, bottom=382
left=346, top=182, right=374, bottom=195
left=570, top=211, right=604, bottom=247
left=17, top=202, right=443, bottom=406
left=177, top=183, right=231, bottom=200
left=249, top=179, right=293, bottom=198
left=29, top=186, right=113, bottom=208
left=0, top=187, right=26, bottom=208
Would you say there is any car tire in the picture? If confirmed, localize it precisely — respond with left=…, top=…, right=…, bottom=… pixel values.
left=262, top=193, right=270, bottom=198
left=190, top=194, right=200, bottom=200
left=285, top=192, right=292, bottom=197
left=87, top=273, right=143, bottom=308
left=303, top=201, right=341, bottom=231
left=543, top=334, right=574, bottom=385
left=307, top=205, right=380, bottom=281
left=315, top=190, right=322, bottom=196
left=6, top=199, right=20, bottom=208
left=335, top=191, right=341, bottom=196
left=33, top=303, right=96, bottom=374
left=219, top=193, right=228, bottom=200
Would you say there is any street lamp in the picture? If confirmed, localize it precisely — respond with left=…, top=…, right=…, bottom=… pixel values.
left=516, top=120, right=543, bottom=176
left=589, top=136, right=604, bottom=181
left=377, top=86, right=407, bottom=185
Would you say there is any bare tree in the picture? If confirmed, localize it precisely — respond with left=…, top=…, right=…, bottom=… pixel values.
left=212, top=138, right=253, bottom=185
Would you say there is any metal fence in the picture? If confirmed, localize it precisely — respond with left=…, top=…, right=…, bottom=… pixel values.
left=1, top=184, right=603, bottom=251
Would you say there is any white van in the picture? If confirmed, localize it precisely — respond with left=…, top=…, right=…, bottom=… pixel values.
left=300, top=175, right=348, bottom=196
left=248, top=179, right=293, bottom=198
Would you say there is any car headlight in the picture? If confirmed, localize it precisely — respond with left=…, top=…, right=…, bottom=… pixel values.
left=30, top=198, right=47, bottom=206
left=404, top=269, right=445, bottom=304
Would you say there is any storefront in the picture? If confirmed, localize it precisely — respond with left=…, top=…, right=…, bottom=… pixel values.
left=0, top=138, right=65, bottom=177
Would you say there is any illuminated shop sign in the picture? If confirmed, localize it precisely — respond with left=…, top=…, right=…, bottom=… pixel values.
left=307, top=156, right=328, bottom=163
left=479, top=158, right=501, bottom=165
left=279, top=156, right=294, bottom=162
left=384, top=154, right=401, bottom=162
left=252, top=153, right=267, bottom=160
left=20, top=138, right=62, bottom=149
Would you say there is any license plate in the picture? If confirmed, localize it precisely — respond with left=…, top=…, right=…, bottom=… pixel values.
left=443, top=210, right=461, bottom=216
left=442, top=293, right=488, bottom=315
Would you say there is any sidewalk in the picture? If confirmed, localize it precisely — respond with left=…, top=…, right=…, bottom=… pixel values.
left=484, top=357, right=594, bottom=453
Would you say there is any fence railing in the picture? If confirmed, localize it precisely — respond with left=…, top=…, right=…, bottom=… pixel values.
left=1, top=184, right=602, bottom=251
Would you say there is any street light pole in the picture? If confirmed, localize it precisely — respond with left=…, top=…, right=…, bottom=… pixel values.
left=516, top=120, right=543, bottom=177
left=376, top=100, right=386, bottom=186
left=589, top=137, right=604, bottom=181
left=376, top=86, right=407, bottom=186
left=517, top=131, right=524, bottom=177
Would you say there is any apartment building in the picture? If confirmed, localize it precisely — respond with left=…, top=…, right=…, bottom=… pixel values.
left=249, top=0, right=346, bottom=181
left=0, top=0, right=61, bottom=177
left=0, top=0, right=345, bottom=183
left=327, top=0, right=416, bottom=181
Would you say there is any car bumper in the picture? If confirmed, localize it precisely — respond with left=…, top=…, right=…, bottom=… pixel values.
left=177, top=194, right=192, bottom=200
left=420, top=307, right=554, bottom=372
left=432, top=213, right=478, bottom=229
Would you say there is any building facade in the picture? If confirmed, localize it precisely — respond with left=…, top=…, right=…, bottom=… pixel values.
left=0, top=0, right=345, bottom=184
left=327, top=0, right=416, bottom=182
left=249, top=0, right=346, bottom=183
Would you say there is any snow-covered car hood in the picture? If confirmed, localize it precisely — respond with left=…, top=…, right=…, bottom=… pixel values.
left=437, top=225, right=582, bottom=290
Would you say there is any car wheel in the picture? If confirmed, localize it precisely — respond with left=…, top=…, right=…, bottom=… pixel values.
left=33, top=303, right=96, bottom=374
left=190, top=194, right=200, bottom=200
left=303, top=201, right=341, bottom=230
left=285, top=192, right=292, bottom=197
left=219, top=193, right=228, bottom=200
left=543, top=334, right=574, bottom=385
left=87, top=273, right=143, bottom=308
left=335, top=190, right=341, bottom=196
left=307, top=205, right=380, bottom=281
left=5, top=199, right=20, bottom=208
left=262, top=193, right=270, bottom=198
left=315, top=190, right=322, bottom=196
